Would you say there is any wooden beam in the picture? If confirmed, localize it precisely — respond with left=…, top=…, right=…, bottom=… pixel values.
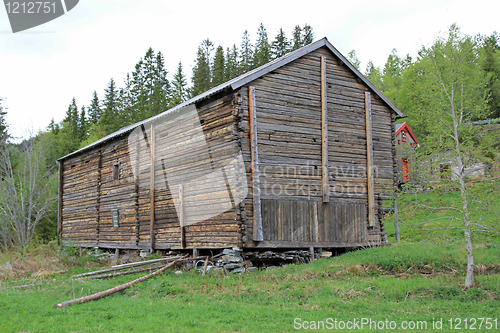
left=321, top=56, right=329, bottom=203
left=313, top=202, right=319, bottom=243
left=365, top=91, right=376, bottom=227
left=249, top=86, right=263, bottom=241
left=57, top=161, right=63, bottom=245
left=135, top=132, right=140, bottom=246
left=150, top=123, right=156, bottom=251
left=179, top=184, right=185, bottom=249
left=96, top=149, right=102, bottom=246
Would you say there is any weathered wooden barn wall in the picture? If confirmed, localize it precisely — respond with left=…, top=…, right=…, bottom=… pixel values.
left=60, top=92, right=244, bottom=250
left=236, top=47, right=394, bottom=247
left=59, top=39, right=400, bottom=250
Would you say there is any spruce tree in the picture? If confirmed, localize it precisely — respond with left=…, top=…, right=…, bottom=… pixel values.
left=253, top=23, right=271, bottom=68
left=271, top=28, right=290, bottom=59
left=239, top=30, right=253, bottom=72
left=172, top=61, right=188, bottom=106
left=119, top=73, right=135, bottom=124
left=78, top=106, right=87, bottom=141
left=212, top=45, right=226, bottom=87
left=152, top=51, right=171, bottom=115
left=99, top=78, right=121, bottom=134
left=87, top=91, right=102, bottom=125
left=225, top=44, right=240, bottom=80
left=131, top=57, right=146, bottom=120
left=191, top=46, right=211, bottom=97
left=63, top=98, right=80, bottom=151
left=291, top=25, right=303, bottom=50
left=302, top=24, right=314, bottom=45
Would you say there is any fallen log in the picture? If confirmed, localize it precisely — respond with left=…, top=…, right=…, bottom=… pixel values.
left=54, top=256, right=187, bottom=308
left=0, top=283, right=41, bottom=290
left=72, top=255, right=184, bottom=278
left=110, top=255, right=185, bottom=270
left=89, top=264, right=164, bottom=279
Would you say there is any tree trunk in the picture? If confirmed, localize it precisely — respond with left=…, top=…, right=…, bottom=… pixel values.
left=54, top=256, right=186, bottom=308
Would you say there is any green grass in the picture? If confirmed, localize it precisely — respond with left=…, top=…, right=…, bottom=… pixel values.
left=1, top=181, right=499, bottom=332
left=0, top=241, right=499, bottom=332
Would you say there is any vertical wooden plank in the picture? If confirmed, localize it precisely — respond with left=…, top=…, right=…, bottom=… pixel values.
left=313, top=202, right=319, bottom=242
left=135, top=132, right=140, bottom=246
left=96, top=149, right=102, bottom=246
left=321, top=56, right=329, bottom=203
left=150, top=123, right=156, bottom=251
left=249, top=86, right=263, bottom=241
left=57, top=160, right=63, bottom=245
left=365, top=91, right=376, bottom=227
left=179, top=184, right=185, bottom=248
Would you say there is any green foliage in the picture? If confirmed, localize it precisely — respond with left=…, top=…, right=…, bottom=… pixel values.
left=253, top=23, right=271, bottom=68
left=271, top=27, right=290, bottom=59
left=224, top=44, right=239, bottom=80
left=1, top=241, right=499, bottom=332
left=171, top=61, right=188, bottom=106
left=239, top=30, right=253, bottom=73
left=212, top=46, right=226, bottom=87
left=347, top=50, right=361, bottom=70
left=99, top=78, right=121, bottom=135
left=87, top=91, right=101, bottom=125
left=0, top=96, right=7, bottom=141
left=479, top=32, right=500, bottom=118
left=191, top=45, right=212, bottom=97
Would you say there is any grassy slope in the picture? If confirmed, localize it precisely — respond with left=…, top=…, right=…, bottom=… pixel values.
left=1, top=180, right=499, bottom=332
left=0, top=242, right=499, bottom=332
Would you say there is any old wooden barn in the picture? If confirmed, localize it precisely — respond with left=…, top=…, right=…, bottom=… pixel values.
left=57, top=38, right=404, bottom=252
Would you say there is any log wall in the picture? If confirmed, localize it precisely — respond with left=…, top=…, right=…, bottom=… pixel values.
left=238, top=47, right=394, bottom=247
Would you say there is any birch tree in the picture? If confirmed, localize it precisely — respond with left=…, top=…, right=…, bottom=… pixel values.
left=400, top=24, right=497, bottom=288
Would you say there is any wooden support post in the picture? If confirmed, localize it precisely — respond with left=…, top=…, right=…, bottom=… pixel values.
left=150, top=123, right=156, bottom=251
left=313, top=202, right=319, bottom=243
left=309, top=247, right=315, bottom=263
left=179, top=184, right=185, bottom=249
left=365, top=92, right=376, bottom=227
left=193, top=248, right=198, bottom=257
left=249, top=86, right=263, bottom=241
left=321, top=56, right=329, bottom=203
left=57, top=160, right=63, bottom=245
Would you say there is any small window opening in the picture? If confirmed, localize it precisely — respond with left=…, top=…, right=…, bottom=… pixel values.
left=402, top=131, right=407, bottom=142
left=112, top=209, right=119, bottom=227
left=113, top=162, right=120, bottom=180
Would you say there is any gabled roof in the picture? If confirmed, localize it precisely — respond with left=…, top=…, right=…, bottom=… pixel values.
left=395, top=122, right=418, bottom=143
left=59, top=37, right=404, bottom=161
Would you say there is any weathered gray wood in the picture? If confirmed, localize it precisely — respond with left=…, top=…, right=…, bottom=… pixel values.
left=179, top=184, right=185, bottom=248
left=150, top=123, right=156, bottom=251
left=57, top=161, right=63, bottom=245
left=365, top=92, right=376, bottom=227
left=321, top=56, right=329, bottom=203
left=249, top=86, right=263, bottom=241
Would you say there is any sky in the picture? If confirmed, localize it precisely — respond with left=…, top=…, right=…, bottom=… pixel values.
left=0, top=0, right=498, bottom=140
